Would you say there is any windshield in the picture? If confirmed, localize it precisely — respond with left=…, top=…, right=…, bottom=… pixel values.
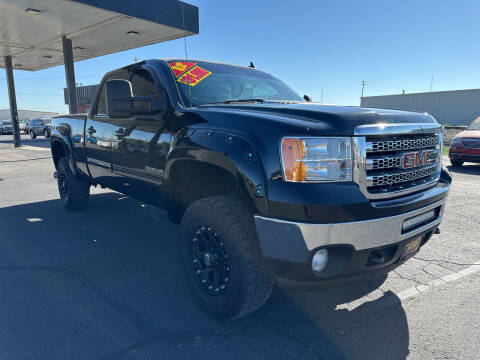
left=31, top=120, right=44, bottom=126
left=467, top=117, right=480, bottom=130
left=168, top=61, right=303, bottom=107
left=3, top=120, right=12, bottom=126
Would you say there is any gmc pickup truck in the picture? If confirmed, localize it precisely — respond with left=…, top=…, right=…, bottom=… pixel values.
left=51, top=59, right=451, bottom=319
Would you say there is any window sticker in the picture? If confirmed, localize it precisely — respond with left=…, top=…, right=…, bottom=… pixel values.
left=177, top=66, right=212, bottom=87
left=168, top=61, right=197, bottom=77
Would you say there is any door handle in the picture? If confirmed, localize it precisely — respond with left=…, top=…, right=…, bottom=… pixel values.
left=115, top=128, right=127, bottom=139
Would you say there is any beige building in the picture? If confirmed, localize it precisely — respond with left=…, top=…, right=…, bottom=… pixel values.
left=0, top=109, right=59, bottom=122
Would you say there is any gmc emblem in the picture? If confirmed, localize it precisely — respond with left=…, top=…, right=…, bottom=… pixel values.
left=402, top=150, right=436, bottom=169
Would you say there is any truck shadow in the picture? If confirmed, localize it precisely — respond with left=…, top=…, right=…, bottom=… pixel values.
left=0, top=193, right=409, bottom=360
left=447, top=163, right=480, bottom=175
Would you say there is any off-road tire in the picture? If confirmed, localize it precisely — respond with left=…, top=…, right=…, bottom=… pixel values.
left=57, top=157, right=90, bottom=210
left=180, top=196, right=274, bottom=320
left=450, top=159, right=463, bottom=167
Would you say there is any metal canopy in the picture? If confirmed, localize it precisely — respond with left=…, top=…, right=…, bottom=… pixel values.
left=0, top=0, right=199, bottom=71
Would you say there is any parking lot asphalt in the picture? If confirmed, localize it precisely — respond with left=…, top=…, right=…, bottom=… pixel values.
left=0, top=135, right=479, bottom=360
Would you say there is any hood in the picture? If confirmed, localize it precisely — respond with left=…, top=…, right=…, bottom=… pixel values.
left=456, top=130, right=480, bottom=139
left=193, top=102, right=437, bottom=136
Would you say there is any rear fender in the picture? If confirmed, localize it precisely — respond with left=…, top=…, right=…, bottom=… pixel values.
left=50, top=123, right=80, bottom=176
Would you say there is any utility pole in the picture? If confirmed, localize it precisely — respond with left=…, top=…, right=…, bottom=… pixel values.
left=430, top=76, right=434, bottom=92
left=321, top=88, right=324, bottom=104
left=360, top=81, right=366, bottom=102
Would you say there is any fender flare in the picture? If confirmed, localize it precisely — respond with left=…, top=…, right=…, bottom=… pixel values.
left=50, top=123, right=80, bottom=176
left=165, top=129, right=269, bottom=219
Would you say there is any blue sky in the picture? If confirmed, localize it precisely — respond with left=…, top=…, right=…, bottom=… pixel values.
left=1, top=0, right=480, bottom=113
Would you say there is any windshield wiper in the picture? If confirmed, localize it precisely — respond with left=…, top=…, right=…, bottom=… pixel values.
left=205, top=98, right=267, bottom=105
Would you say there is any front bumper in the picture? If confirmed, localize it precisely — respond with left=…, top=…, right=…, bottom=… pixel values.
left=254, top=183, right=449, bottom=287
left=449, top=152, right=480, bottom=163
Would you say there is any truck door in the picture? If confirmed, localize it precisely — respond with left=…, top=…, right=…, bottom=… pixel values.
left=85, top=70, right=128, bottom=186
left=110, top=67, right=174, bottom=207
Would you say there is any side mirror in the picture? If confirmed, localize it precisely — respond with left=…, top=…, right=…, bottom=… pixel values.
left=106, top=80, right=134, bottom=118
left=303, top=94, right=312, bottom=102
left=106, top=79, right=167, bottom=118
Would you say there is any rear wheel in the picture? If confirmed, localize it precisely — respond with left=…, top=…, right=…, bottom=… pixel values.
left=57, top=157, right=90, bottom=210
left=450, top=159, right=463, bottom=167
left=180, top=196, right=274, bottom=320
left=30, top=130, right=36, bottom=139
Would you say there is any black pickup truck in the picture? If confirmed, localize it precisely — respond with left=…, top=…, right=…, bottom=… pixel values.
left=50, top=59, right=451, bottom=319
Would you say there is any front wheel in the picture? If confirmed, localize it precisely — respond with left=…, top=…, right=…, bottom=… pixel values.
left=57, top=157, right=90, bottom=210
left=30, top=131, right=36, bottom=139
left=180, top=196, right=274, bottom=320
left=44, top=129, right=50, bottom=138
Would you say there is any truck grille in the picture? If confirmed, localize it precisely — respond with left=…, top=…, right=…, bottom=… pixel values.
left=462, top=139, right=480, bottom=149
left=353, top=124, right=443, bottom=200
left=368, top=136, right=438, bottom=152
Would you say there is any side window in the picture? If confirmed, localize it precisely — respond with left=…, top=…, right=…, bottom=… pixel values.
left=130, top=70, right=158, bottom=96
left=130, top=69, right=163, bottom=113
left=93, top=70, right=129, bottom=117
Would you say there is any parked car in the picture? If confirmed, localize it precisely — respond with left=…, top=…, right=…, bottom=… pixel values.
left=0, top=119, right=13, bottom=135
left=50, top=59, right=451, bottom=319
left=449, top=118, right=480, bottom=167
left=29, top=118, right=51, bottom=139
left=19, top=120, right=26, bottom=133
left=24, top=119, right=31, bottom=134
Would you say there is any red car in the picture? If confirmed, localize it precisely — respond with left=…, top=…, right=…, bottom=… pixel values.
left=449, top=118, right=480, bottom=167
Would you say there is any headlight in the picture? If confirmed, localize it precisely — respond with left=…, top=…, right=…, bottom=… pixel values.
left=281, top=137, right=352, bottom=182
left=451, top=137, right=461, bottom=145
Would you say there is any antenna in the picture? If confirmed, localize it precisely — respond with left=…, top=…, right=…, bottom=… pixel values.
left=180, top=1, right=192, bottom=107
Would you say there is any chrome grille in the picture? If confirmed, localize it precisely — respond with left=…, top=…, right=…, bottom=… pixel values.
left=368, top=136, right=438, bottom=152
left=368, top=165, right=438, bottom=186
left=368, top=155, right=401, bottom=170
left=353, top=123, right=443, bottom=200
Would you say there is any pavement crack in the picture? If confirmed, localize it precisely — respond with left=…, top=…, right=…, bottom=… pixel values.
left=414, top=256, right=480, bottom=267
left=420, top=268, right=448, bottom=284
left=392, top=269, right=430, bottom=286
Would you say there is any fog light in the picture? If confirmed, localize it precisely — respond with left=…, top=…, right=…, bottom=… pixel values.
left=312, top=249, right=329, bottom=273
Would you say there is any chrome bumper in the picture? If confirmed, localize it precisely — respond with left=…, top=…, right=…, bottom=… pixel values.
left=254, top=198, right=447, bottom=263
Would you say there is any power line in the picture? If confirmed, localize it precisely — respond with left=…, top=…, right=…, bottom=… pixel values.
left=0, top=74, right=102, bottom=81
left=367, top=81, right=426, bottom=92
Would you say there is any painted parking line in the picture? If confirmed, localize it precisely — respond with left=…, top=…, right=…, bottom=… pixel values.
left=397, top=261, right=480, bottom=301
left=19, top=145, right=51, bottom=152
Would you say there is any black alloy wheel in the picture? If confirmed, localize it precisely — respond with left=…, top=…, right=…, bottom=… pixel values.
left=56, top=157, right=90, bottom=210
left=191, top=226, right=230, bottom=295
left=57, top=169, right=69, bottom=204
left=180, top=196, right=274, bottom=319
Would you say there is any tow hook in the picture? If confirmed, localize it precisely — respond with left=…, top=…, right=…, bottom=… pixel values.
left=434, top=228, right=441, bottom=234
left=53, top=171, right=58, bottom=179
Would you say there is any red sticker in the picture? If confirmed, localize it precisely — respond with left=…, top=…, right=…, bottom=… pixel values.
left=177, top=66, right=212, bottom=86
left=168, top=61, right=196, bottom=77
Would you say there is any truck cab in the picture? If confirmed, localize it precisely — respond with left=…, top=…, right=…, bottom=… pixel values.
left=50, top=59, right=451, bottom=319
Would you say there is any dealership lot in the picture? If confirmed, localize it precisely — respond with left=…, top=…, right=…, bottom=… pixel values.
left=0, top=135, right=479, bottom=360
